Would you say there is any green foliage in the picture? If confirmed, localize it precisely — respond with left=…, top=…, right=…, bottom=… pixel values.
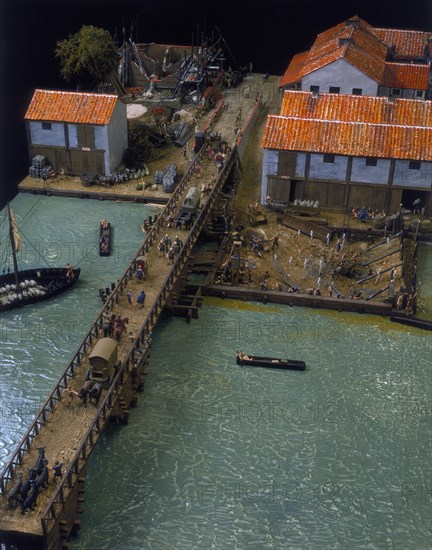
left=55, top=26, right=118, bottom=86
left=122, top=126, right=164, bottom=167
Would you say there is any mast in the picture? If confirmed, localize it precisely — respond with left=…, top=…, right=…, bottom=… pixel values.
left=7, top=203, right=20, bottom=288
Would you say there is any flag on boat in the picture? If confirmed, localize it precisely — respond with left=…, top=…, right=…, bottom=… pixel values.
left=10, top=209, right=21, bottom=252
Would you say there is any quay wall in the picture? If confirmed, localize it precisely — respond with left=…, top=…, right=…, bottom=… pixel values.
left=206, top=284, right=393, bottom=316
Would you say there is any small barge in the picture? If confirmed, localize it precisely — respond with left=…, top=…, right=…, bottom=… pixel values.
left=99, top=219, right=111, bottom=256
left=236, top=351, right=306, bottom=371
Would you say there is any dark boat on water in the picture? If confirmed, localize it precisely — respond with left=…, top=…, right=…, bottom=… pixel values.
left=99, top=219, right=111, bottom=256
left=236, top=351, right=306, bottom=371
left=0, top=204, right=80, bottom=313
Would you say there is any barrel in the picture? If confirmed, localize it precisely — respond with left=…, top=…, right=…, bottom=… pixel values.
left=419, top=219, right=432, bottom=233
left=385, top=214, right=397, bottom=230
left=410, top=218, right=421, bottom=232
left=372, top=216, right=385, bottom=230
left=402, top=215, right=413, bottom=228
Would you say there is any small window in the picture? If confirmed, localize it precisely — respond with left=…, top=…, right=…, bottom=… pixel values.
left=42, top=122, right=52, bottom=130
left=352, top=88, right=362, bottom=95
left=366, top=158, right=377, bottom=167
left=408, top=161, right=421, bottom=170
left=323, top=154, right=335, bottom=163
left=415, top=90, right=423, bottom=98
left=391, top=88, right=401, bottom=96
left=310, top=85, right=320, bottom=93
left=329, top=86, right=340, bottom=94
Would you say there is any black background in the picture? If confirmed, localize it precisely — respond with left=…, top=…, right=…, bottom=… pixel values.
left=0, top=0, right=430, bottom=208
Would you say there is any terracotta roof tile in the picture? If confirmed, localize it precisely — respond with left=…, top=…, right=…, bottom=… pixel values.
left=281, top=19, right=387, bottom=86
left=373, top=28, right=432, bottom=60
left=280, top=90, right=432, bottom=126
left=280, top=16, right=431, bottom=88
left=263, top=91, right=432, bottom=161
left=262, top=116, right=432, bottom=161
left=279, top=51, right=308, bottom=87
left=24, top=90, right=118, bottom=125
left=382, top=62, right=430, bottom=90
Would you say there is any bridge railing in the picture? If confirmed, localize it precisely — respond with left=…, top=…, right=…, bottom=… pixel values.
left=0, top=145, right=207, bottom=494
left=0, top=142, right=235, bottom=495
left=40, top=145, right=238, bottom=533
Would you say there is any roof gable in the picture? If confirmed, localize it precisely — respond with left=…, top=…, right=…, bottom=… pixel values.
left=280, top=16, right=431, bottom=88
left=24, top=90, right=119, bottom=125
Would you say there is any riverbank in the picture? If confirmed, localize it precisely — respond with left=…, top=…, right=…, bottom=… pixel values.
left=16, top=73, right=429, bottom=318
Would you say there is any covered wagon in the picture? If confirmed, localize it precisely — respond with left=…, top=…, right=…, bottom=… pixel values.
left=89, top=337, right=118, bottom=383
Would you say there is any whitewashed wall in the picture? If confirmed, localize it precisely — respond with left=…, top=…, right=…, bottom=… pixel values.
left=28, top=121, right=65, bottom=146
left=301, top=59, right=378, bottom=96
left=394, top=161, right=432, bottom=188
left=308, top=153, right=348, bottom=181
left=261, top=149, right=279, bottom=203
left=107, top=101, right=128, bottom=174
left=351, top=157, right=391, bottom=184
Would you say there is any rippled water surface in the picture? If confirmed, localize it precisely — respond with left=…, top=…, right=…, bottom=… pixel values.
left=1, top=196, right=431, bottom=550
left=0, top=194, right=159, bottom=463
left=72, top=301, right=431, bottom=550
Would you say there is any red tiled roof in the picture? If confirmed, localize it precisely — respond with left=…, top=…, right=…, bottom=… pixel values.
left=311, top=16, right=377, bottom=50
left=24, top=90, right=118, bottom=125
left=280, top=16, right=431, bottom=88
left=373, top=28, right=432, bottom=60
left=279, top=90, right=432, bottom=126
left=280, top=18, right=387, bottom=87
left=279, top=51, right=308, bottom=87
left=263, top=91, right=432, bottom=161
left=382, top=62, right=430, bottom=90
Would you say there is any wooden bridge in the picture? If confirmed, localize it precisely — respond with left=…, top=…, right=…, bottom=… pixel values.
left=0, top=143, right=240, bottom=550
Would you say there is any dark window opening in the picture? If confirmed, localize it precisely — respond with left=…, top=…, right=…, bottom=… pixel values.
left=366, top=158, right=377, bottom=167
left=391, top=88, right=401, bottom=96
left=352, top=88, right=362, bottom=95
left=416, top=90, right=423, bottom=97
left=408, top=161, right=421, bottom=170
left=329, top=86, right=340, bottom=94
left=310, top=85, right=320, bottom=93
left=323, top=154, right=335, bottom=163
left=42, top=122, right=52, bottom=130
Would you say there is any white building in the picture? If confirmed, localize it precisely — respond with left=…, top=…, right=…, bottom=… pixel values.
left=25, top=90, right=128, bottom=176
left=261, top=16, right=432, bottom=214
left=261, top=91, right=432, bottom=214
left=280, top=16, right=431, bottom=99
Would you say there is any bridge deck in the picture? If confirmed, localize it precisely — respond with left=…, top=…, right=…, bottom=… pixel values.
left=0, top=138, right=238, bottom=543
left=0, top=74, right=276, bottom=547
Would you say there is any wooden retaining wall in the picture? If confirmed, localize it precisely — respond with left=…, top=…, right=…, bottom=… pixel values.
left=205, top=285, right=393, bottom=316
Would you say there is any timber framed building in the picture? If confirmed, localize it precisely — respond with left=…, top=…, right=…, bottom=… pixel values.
left=261, top=16, right=432, bottom=215
left=25, top=90, right=128, bottom=177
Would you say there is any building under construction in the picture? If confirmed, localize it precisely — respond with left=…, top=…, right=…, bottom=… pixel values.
left=118, top=29, right=242, bottom=108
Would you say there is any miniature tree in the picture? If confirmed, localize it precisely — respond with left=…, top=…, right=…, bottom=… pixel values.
left=55, top=25, right=118, bottom=89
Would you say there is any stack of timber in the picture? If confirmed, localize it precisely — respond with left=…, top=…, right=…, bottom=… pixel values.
left=278, top=213, right=332, bottom=242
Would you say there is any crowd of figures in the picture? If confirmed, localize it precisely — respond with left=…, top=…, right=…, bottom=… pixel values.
left=101, top=311, right=129, bottom=339
left=7, top=446, right=63, bottom=514
left=158, top=234, right=184, bottom=265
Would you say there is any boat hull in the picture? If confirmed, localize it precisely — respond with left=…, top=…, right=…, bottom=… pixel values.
left=236, top=354, right=306, bottom=371
left=0, top=267, right=80, bottom=312
left=99, top=222, right=111, bottom=256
